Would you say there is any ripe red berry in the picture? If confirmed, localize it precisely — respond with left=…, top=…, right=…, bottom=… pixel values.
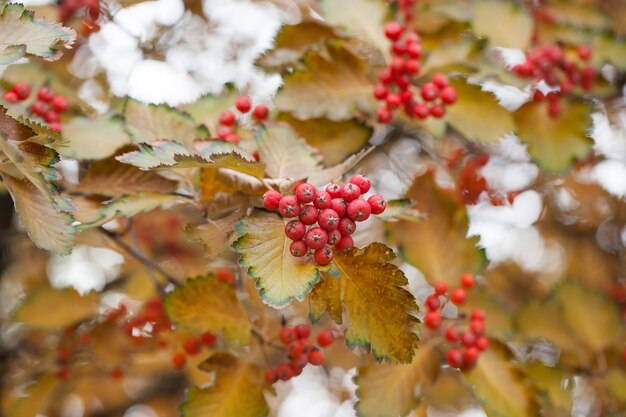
left=224, top=133, right=240, bottom=144
left=464, top=347, right=480, bottom=368
left=476, top=336, right=489, bottom=351
left=183, top=337, right=201, bottom=355
left=405, top=59, right=420, bottom=74
left=277, top=363, right=294, bottom=381
left=373, top=83, right=388, bottom=100
left=347, top=199, right=371, bottom=222
left=318, top=209, right=340, bottom=231
left=460, top=331, right=476, bottom=347
left=367, top=194, right=387, bottom=214
left=298, top=205, right=319, bottom=225
left=12, top=82, right=30, bottom=100
left=349, top=174, right=371, bottom=194
left=430, top=104, right=445, bottom=118
left=262, top=189, right=282, bottom=211
left=216, top=268, right=235, bottom=285
left=291, top=354, right=308, bottom=370
left=341, top=183, right=361, bottom=202
left=279, top=195, right=299, bottom=218
left=414, top=103, right=430, bottom=119
left=548, top=100, right=561, bottom=118
left=201, top=332, right=217, bottom=346
left=308, top=350, right=325, bottom=366
left=406, top=43, right=422, bottom=59
left=447, top=349, right=464, bottom=368
left=31, top=101, right=47, bottom=116
left=265, top=369, right=278, bottom=384
left=379, top=68, right=394, bottom=84
left=52, top=96, right=70, bottom=112
left=290, top=240, right=307, bottom=257
left=305, top=227, right=328, bottom=249
left=285, top=220, right=306, bottom=240
left=460, top=273, right=475, bottom=288
left=433, top=281, right=448, bottom=295
left=384, top=21, right=403, bottom=40
left=377, top=107, right=393, bottom=124
left=386, top=93, right=402, bottom=109
left=391, top=57, right=405, bottom=73
left=450, top=288, right=467, bottom=305
left=330, top=198, right=347, bottom=217
left=470, top=309, right=485, bottom=321
left=295, top=183, right=316, bottom=204
left=444, top=326, right=459, bottom=342
left=317, top=330, right=333, bottom=347
left=432, top=73, right=448, bottom=89
left=424, top=311, right=442, bottom=329
left=314, top=246, right=334, bottom=265
left=2, top=91, right=18, bottom=102
left=219, top=110, right=236, bottom=125
left=253, top=104, right=269, bottom=121
left=171, top=353, right=186, bottom=369
left=314, top=191, right=331, bottom=209
left=279, top=327, right=297, bottom=344
left=235, top=96, right=252, bottom=113
left=421, top=82, right=439, bottom=101
left=37, top=87, right=54, bottom=102
left=338, top=217, right=356, bottom=236
left=470, top=320, right=485, bottom=336
left=328, top=229, right=342, bottom=245
left=440, top=86, right=458, bottom=104
left=335, top=236, right=354, bottom=252
left=577, top=44, right=591, bottom=60
left=288, top=340, right=303, bottom=357
left=295, top=324, right=310, bottom=339
left=326, top=184, right=341, bottom=198
left=217, top=125, right=232, bottom=139
left=392, top=39, right=406, bottom=55
left=425, top=294, right=441, bottom=311
left=44, top=111, right=60, bottom=123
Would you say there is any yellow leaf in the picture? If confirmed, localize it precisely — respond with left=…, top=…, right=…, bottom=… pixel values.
left=184, top=210, right=243, bottom=260
left=470, top=0, right=533, bottom=49
left=310, top=243, right=419, bottom=363
left=182, top=353, right=268, bottom=417
left=14, top=287, right=98, bottom=329
left=7, top=374, right=59, bottom=417
left=233, top=212, right=320, bottom=308
left=164, top=275, right=251, bottom=344
left=604, top=369, right=626, bottom=406
left=60, top=115, right=131, bottom=160
left=525, top=363, right=572, bottom=414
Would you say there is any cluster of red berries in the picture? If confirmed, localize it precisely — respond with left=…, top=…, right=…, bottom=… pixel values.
left=216, top=95, right=269, bottom=144
left=170, top=332, right=217, bottom=370
left=262, top=175, right=387, bottom=266
left=264, top=324, right=334, bottom=383
left=2, top=84, right=69, bottom=131
left=512, top=44, right=595, bottom=118
left=423, top=273, right=489, bottom=371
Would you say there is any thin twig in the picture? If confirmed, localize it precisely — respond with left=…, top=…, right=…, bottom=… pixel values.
left=251, top=328, right=285, bottom=351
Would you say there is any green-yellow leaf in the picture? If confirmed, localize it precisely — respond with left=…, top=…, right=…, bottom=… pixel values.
left=470, top=0, right=533, bottom=49
left=14, top=287, right=98, bottom=329
left=184, top=210, right=243, bottom=259
left=310, top=243, right=419, bottom=363
left=60, top=115, right=131, bottom=160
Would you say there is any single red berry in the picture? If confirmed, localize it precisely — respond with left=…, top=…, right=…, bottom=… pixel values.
left=577, top=44, right=592, bottom=60
left=278, top=195, right=299, bottom=218
left=379, top=68, right=394, bottom=84
left=347, top=199, right=371, bottom=222
left=290, top=240, right=308, bottom=257
left=265, top=369, right=278, bottom=384
left=328, top=229, right=342, bottom=245
left=262, top=189, right=282, bottom=211
left=219, top=110, right=236, bottom=125
left=447, top=349, right=464, bottom=368
left=37, top=87, right=54, bottom=102
left=277, top=363, right=294, bottom=381
left=291, top=354, right=309, bottom=371
left=224, top=133, right=240, bottom=144
left=450, top=288, right=467, bottom=305
left=253, top=104, right=269, bottom=121
left=314, top=246, right=334, bottom=265
left=312, top=191, right=331, bottom=210
left=301, top=339, right=315, bottom=355
left=464, top=347, right=480, bottom=368
left=476, top=336, right=489, bottom=351
left=44, top=111, right=60, bottom=123
left=400, top=90, right=413, bottom=103
left=440, top=86, right=458, bottom=104
left=235, top=96, right=252, bottom=113
left=430, top=104, right=445, bottom=118
left=548, top=100, right=561, bottom=118
left=421, top=82, right=439, bottom=101
left=31, top=101, right=48, bottom=116
left=349, top=174, right=371, bottom=194
left=444, top=326, right=459, bottom=342
left=470, top=320, right=485, bottom=336
left=306, top=350, right=324, bottom=366
left=470, top=309, right=485, bottom=321
left=386, top=93, right=402, bottom=109
left=217, top=125, right=232, bottom=139
left=391, top=57, right=405, bottom=73
left=424, top=311, right=442, bottom=329
left=51, top=96, right=70, bottom=112
left=395, top=74, right=410, bottom=89
left=279, top=327, right=297, bottom=344
left=405, top=59, right=420, bottom=74
left=317, top=330, right=333, bottom=347
left=377, top=107, right=393, bottom=124
left=183, top=337, right=201, bottom=355
left=12, top=82, right=30, bottom=100
left=391, top=39, right=406, bottom=55
left=288, top=340, right=304, bottom=357
left=432, top=73, right=448, bottom=89
left=341, top=183, right=361, bottom=202
left=216, top=268, right=235, bottom=285
left=285, top=220, right=306, bottom=240
left=171, top=353, right=186, bottom=369
left=2, top=91, right=18, bottom=103
left=295, top=183, right=316, bottom=204
left=330, top=198, right=347, bottom=218
left=318, top=209, right=340, bottom=231
left=298, top=205, right=319, bottom=225
left=295, top=324, right=310, bottom=339
left=460, top=331, right=476, bottom=347
left=425, top=294, right=441, bottom=311
left=460, top=273, right=475, bottom=288
left=373, top=83, right=388, bottom=100
left=413, top=103, right=430, bottom=119
left=367, top=194, right=387, bottom=214
left=305, top=227, right=328, bottom=250
left=201, top=332, right=217, bottom=346
left=406, top=43, right=422, bottom=59
left=433, top=281, right=448, bottom=295
left=338, top=217, right=356, bottom=236
left=384, top=21, right=404, bottom=40
left=326, top=184, right=342, bottom=198
left=335, top=236, right=354, bottom=252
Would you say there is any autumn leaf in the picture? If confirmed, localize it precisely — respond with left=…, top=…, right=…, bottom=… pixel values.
left=184, top=210, right=243, bottom=259
left=470, top=0, right=533, bottom=49
left=525, top=363, right=572, bottom=415
left=356, top=344, right=439, bottom=417
left=232, top=211, right=320, bottom=308
left=60, top=115, right=131, bottom=160
left=513, top=99, right=592, bottom=172
left=14, top=287, right=99, bottom=329
left=0, top=2, right=76, bottom=64
left=274, top=41, right=375, bottom=119
left=387, top=172, right=484, bottom=286
left=164, top=275, right=251, bottom=344
left=310, top=243, right=419, bottom=363
left=377, top=199, right=424, bottom=223
left=182, top=352, right=268, bottom=417
left=6, top=374, right=59, bottom=417
left=307, top=147, right=373, bottom=187
left=180, top=88, right=239, bottom=131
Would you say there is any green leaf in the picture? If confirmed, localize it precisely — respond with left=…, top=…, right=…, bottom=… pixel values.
left=0, top=2, right=76, bottom=63
left=165, top=275, right=251, bottom=344
left=310, top=243, right=419, bottom=363
left=60, top=115, right=131, bottom=160
left=14, top=287, right=98, bottom=328
left=470, top=0, right=533, bottom=49
left=233, top=212, right=320, bottom=308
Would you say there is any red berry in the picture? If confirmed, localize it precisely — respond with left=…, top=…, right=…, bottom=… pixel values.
left=377, top=107, right=393, bottom=124
left=171, top=353, right=186, bottom=369
left=37, top=87, right=54, bottom=102
left=183, top=337, right=201, bottom=355
left=44, top=111, right=60, bottom=123
left=285, top=220, right=306, bottom=240
left=308, top=350, right=325, bottom=365
left=440, top=86, right=458, bottom=104
left=347, top=199, right=371, bottom=222
left=405, top=59, right=420, bottom=74
left=253, top=104, right=269, bottom=121
left=341, top=183, right=361, bottom=202
left=470, top=309, right=485, bottom=321
left=265, top=369, right=278, bottom=384
left=290, top=240, right=308, bottom=257
left=317, top=330, right=334, bottom=347
left=367, top=194, right=387, bottom=214
left=298, top=205, right=319, bottom=225
left=295, top=183, right=316, bottom=204
left=2, top=91, right=18, bottom=102
left=330, top=198, right=347, bottom=218
left=421, top=82, right=439, bottom=101
left=464, top=347, right=480, bottom=368
left=295, top=324, right=310, bottom=339
left=433, top=281, right=448, bottom=295
left=450, top=288, right=466, bottom=305
left=430, top=104, right=445, bottom=118
left=476, top=336, right=489, bottom=351
left=424, top=311, right=442, bottom=329
left=288, top=340, right=304, bottom=357
left=301, top=339, right=315, bottom=354
left=386, top=93, right=402, bottom=109
left=384, top=21, right=404, bottom=40
left=201, top=332, right=217, bottom=346
left=328, top=229, right=342, bottom=245
left=318, top=209, right=340, bottom=231
left=314, top=246, right=334, bottom=265
left=425, top=294, right=441, bottom=311
left=548, top=100, right=561, bottom=118
left=335, top=236, right=354, bottom=252
left=447, top=349, right=464, bottom=368
left=460, top=331, right=476, bottom=347
left=379, top=68, right=394, bottom=84
left=216, top=268, right=235, bottom=285
left=235, top=96, right=252, bottom=113
left=413, top=103, right=430, bottom=119
left=373, top=83, right=388, bottom=100
left=326, top=184, right=342, bottom=198
left=219, top=110, right=236, bottom=125
left=31, top=101, right=48, bottom=116
left=277, top=363, right=294, bottom=380
left=470, top=320, right=485, bottom=336
left=279, top=195, right=299, bottom=218
left=217, top=125, right=232, bottom=139
left=224, top=134, right=240, bottom=144
left=577, top=44, right=592, bottom=60
left=338, top=217, right=356, bottom=236
left=305, top=227, right=328, bottom=249
left=12, top=82, right=30, bottom=100
left=51, top=96, right=70, bottom=112
left=57, top=365, right=70, bottom=380
left=395, top=75, right=410, bottom=89
left=262, top=189, right=282, bottom=211
left=279, top=327, right=297, bottom=344
left=432, top=73, right=448, bottom=89
left=391, top=57, right=405, bottom=73
left=460, top=273, right=475, bottom=288
left=406, top=43, right=422, bottom=59
left=314, top=191, right=332, bottom=209
left=110, top=368, right=124, bottom=380
left=444, top=326, right=459, bottom=342
left=291, top=354, right=308, bottom=370
left=392, top=39, right=406, bottom=55
left=349, top=174, right=371, bottom=194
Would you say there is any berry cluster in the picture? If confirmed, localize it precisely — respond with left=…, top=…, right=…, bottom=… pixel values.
left=262, top=175, right=387, bottom=266
left=264, top=324, right=334, bottom=383
left=1, top=84, right=69, bottom=131
left=170, top=332, right=217, bottom=370
left=423, top=273, right=489, bottom=371
left=511, top=44, right=595, bottom=118
left=216, top=95, right=269, bottom=144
